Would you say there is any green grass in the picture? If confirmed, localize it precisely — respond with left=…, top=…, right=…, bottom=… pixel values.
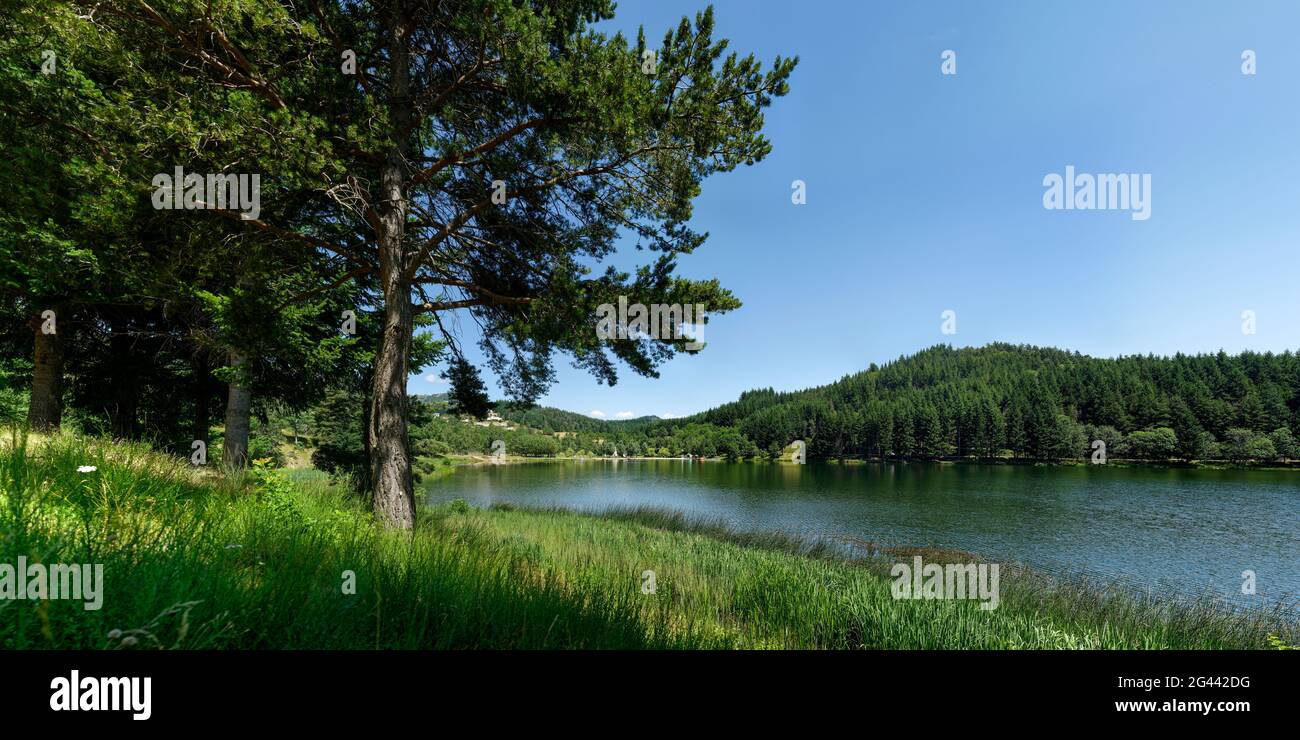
left=1, top=431, right=1294, bottom=650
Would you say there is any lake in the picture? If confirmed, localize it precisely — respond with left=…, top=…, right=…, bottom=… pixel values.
left=423, top=459, right=1300, bottom=608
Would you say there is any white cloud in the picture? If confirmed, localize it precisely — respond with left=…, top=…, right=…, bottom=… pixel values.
left=424, top=374, right=446, bottom=385
left=615, top=411, right=634, bottom=419
left=659, top=412, right=677, bottom=419
left=588, top=410, right=606, bottom=418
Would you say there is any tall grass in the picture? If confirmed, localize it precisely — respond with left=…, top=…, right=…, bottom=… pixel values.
left=0, top=431, right=703, bottom=649
left=1, top=431, right=1293, bottom=649
left=451, top=503, right=1295, bottom=649
left=551, top=503, right=1298, bottom=649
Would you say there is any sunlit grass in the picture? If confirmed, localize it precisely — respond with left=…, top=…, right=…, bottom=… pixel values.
left=436, top=503, right=1294, bottom=649
left=1, top=431, right=697, bottom=649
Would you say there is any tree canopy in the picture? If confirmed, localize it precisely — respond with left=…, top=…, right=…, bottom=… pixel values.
left=2, top=0, right=796, bottom=527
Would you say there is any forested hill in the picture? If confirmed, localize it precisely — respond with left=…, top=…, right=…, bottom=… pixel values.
left=498, top=343, right=1300, bottom=461
left=496, top=405, right=659, bottom=433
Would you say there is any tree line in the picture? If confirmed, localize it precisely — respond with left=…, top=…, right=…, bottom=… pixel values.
left=486, top=343, right=1300, bottom=463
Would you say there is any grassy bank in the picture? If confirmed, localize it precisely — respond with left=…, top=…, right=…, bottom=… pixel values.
left=1, top=432, right=1293, bottom=650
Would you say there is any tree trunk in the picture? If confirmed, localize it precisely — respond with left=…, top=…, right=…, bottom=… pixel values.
left=369, top=278, right=414, bottom=528
left=222, top=350, right=252, bottom=470
left=108, top=316, right=140, bottom=439
left=369, top=5, right=416, bottom=529
left=193, top=358, right=212, bottom=444
left=27, top=313, right=64, bottom=430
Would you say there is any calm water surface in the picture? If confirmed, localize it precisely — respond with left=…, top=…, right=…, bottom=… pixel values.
left=423, top=460, right=1300, bottom=607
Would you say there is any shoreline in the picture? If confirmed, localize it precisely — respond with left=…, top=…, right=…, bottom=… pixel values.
left=446, top=453, right=1300, bottom=471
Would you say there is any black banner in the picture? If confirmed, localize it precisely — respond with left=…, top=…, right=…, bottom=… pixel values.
left=0, top=650, right=1289, bottom=728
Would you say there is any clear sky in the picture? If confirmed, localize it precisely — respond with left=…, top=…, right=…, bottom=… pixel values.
left=409, top=0, right=1300, bottom=420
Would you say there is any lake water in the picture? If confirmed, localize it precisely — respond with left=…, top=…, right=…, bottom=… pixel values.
left=423, top=460, right=1300, bottom=608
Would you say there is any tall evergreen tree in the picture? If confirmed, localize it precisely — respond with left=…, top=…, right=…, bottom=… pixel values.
left=87, top=0, right=793, bottom=528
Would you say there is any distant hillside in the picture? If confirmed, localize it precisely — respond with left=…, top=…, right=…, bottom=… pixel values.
left=490, top=343, right=1300, bottom=462
left=494, top=404, right=659, bottom=432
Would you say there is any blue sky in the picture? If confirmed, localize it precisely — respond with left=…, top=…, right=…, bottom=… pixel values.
left=410, top=0, right=1300, bottom=419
